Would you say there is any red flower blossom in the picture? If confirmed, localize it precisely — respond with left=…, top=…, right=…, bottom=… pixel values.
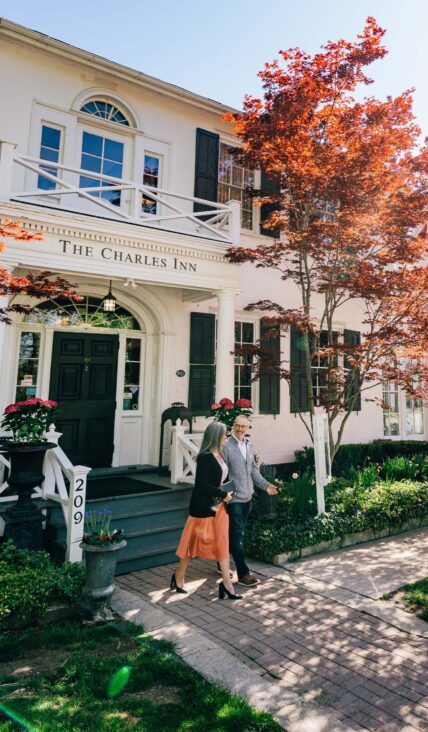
left=219, top=397, right=233, bottom=406
left=235, top=399, right=252, bottom=408
left=4, top=404, right=19, bottom=414
left=211, top=402, right=221, bottom=410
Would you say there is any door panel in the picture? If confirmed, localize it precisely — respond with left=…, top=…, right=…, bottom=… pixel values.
left=58, top=364, right=82, bottom=398
left=50, top=332, right=118, bottom=467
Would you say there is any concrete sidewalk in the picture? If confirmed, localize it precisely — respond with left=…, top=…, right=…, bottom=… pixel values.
left=114, top=528, right=428, bottom=732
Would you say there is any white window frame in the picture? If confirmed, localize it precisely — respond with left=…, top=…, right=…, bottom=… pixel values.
left=234, top=319, right=257, bottom=405
left=218, top=137, right=260, bottom=234
left=141, top=151, right=163, bottom=217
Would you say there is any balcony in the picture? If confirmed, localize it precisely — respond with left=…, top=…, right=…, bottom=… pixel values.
left=0, top=141, right=241, bottom=245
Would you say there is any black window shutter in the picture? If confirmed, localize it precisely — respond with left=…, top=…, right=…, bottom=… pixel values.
left=344, top=329, right=361, bottom=412
left=194, top=128, right=219, bottom=215
left=189, top=313, right=215, bottom=414
left=259, top=318, right=280, bottom=414
left=260, top=171, right=280, bottom=238
left=290, top=325, right=310, bottom=413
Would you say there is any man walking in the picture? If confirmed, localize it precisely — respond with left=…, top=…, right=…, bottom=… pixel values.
left=223, top=415, right=278, bottom=586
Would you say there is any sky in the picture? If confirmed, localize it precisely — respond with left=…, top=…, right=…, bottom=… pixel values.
left=2, top=0, right=428, bottom=136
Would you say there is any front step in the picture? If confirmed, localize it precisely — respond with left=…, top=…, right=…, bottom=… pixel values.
left=45, top=473, right=193, bottom=572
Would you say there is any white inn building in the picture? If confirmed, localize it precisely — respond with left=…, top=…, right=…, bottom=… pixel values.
left=0, top=19, right=425, bottom=494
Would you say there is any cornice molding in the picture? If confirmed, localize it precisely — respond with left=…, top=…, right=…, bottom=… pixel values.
left=0, top=201, right=232, bottom=263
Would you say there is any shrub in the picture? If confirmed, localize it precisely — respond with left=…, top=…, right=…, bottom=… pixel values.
left=246, top=480, right=428, bottom=562
left=295, top=440, right=428, bottom=477
left=347, top=462, right=380, bottom=488
left=380, top=455, right=427, bottom=482
left=278, top=472, right=318, bottom=519
left=0, top=541, right=84, bottom=625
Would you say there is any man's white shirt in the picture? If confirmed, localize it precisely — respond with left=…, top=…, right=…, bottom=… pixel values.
left=232, top=433, right=247, bottom=460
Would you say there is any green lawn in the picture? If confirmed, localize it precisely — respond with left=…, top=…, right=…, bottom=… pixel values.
left=382, top=577, right=428, bottom=621
left=0, top=620, right=282, bottom=732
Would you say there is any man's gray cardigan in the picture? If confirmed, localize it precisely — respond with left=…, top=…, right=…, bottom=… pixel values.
left=223, top=435, right=270, bottom=504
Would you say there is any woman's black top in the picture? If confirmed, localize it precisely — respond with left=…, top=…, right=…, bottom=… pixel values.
left=188, top=452, right=229, bottom=518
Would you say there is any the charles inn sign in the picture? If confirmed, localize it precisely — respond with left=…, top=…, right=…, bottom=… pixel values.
left=60, top=239, right=198, bottom=272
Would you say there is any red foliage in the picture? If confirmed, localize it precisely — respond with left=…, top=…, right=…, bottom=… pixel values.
left=0, top=219, right=81, bottom=323
left=224, top=18, right=428, bottom=457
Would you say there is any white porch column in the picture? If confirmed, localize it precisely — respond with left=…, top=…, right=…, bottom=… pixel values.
left=0, top=264, right=18, bottom=405
left=215, top=290, right=236, bottom=401
left=227, top=199, right=241, bottom=246
left=0, top=141, right=17, bottom=201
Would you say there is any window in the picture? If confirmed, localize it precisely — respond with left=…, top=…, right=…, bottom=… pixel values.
left=24, top=297, right=140, bottom=330
left=218, top=143, right=254, bottom=230
left=123, top=338, right=142, bottom=411
left=383, top=382, right=400, bottom=436
left=405, top=375, right=424, bottom=436
left=234, top=321, right=254, bottom=402
left=16, top=332, right=41, bottom=402
left=311, top=330, right=338, bottom=406
left=142, top=154, right=160, bottom=214
left=38, top=125, right=62, bottom=190
left=80, top=100, right=129, bottom=126
left=79, top=132, right=124, bottom=206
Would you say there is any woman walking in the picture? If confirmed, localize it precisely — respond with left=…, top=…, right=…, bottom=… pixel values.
left=171, top=422, right=241, bottom=600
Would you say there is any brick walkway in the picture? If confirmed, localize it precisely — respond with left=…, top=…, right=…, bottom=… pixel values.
left=117, top=534, right=428, bottom=732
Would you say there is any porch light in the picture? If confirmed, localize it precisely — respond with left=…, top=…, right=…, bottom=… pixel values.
left=102, top=281, right=116, bottom=312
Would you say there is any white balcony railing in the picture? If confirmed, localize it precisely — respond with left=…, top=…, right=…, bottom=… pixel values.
left=0, top=141, right=241, bottom=245
left=0, top=425, right=91, bottom=562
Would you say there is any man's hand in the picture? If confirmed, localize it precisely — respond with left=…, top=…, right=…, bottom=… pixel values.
left=223, top=492, right=234, bottom=503
left=266, top=484, right=278, bottom=495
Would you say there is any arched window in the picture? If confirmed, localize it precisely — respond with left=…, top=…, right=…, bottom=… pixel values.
left=24, top=297, right=140, bottom=330
left=80, top=100, right=130, bottom=126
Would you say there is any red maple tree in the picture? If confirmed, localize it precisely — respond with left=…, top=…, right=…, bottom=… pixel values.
left=225, top=18, right=428, bottom=461
left=0, top=219, right=81, bottom=323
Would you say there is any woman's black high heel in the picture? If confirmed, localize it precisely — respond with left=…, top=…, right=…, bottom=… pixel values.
left=170, top=573, right=187, bottom=594
left=218, top=581, right=242, bottom=600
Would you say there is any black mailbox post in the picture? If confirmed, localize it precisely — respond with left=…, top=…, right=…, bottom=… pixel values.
left=158, top=402, right=193, bottom=475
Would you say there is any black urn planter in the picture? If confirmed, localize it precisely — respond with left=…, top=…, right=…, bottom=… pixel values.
left=2, top=442, right=55, bottom=551
left=255, top=487, right=278, bottom=521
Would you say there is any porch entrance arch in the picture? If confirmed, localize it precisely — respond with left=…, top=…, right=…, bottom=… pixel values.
left=23, top=296, right=143, bottom=468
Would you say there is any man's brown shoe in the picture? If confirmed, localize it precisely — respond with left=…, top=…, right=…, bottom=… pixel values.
left=237, top=574, right=260, bottom=587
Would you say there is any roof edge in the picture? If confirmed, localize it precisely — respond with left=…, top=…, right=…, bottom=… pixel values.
left=0, top=17, right=241, bottom=117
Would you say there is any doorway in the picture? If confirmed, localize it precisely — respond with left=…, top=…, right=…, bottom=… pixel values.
left=49, top=332, right=118, bottom=467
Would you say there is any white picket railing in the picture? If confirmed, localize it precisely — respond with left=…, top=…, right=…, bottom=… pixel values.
left=170, top=420, right=203, bottom=484
left=0, top=425, right=91, bottom=562
left=5, top=146, right=241, bottom=245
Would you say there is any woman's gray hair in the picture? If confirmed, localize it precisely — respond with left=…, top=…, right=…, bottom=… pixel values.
left=199, top=421, right=226, bottom=455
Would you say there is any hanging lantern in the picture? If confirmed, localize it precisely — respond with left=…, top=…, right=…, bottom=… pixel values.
left=102, top=281, right=116, bottom=312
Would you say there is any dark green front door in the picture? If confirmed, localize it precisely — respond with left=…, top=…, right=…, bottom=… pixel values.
left=49, top=332, right=119, bottom=468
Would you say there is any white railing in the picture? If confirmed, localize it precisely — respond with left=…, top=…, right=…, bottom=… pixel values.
left=170, top=420, right=203, bottom=484
left=0, top=141, right=241, bottom=245
left=0, top=424, right=91, bottom=562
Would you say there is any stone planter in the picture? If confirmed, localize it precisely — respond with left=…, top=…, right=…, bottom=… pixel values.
left=2, top=442, right=55, bottom=550
left=255, top=487, right=278, bottom=521
left=80, top=540, right=127, bottom=620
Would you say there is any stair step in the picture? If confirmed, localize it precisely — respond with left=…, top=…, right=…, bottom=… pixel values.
left=47, top=501, right=190, bottom=529
left=124, top=523, right=185, bottom=540
left=116, top=550, right=178, bottom=574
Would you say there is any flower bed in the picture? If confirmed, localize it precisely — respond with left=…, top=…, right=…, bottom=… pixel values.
left=246, top=479, right=428, bottom=563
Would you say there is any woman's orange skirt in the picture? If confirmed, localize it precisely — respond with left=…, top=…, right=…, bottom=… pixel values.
left=176, top=503, right=229, bottom=561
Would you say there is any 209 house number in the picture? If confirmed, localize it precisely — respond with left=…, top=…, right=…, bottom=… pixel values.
left=73, top=478, right=85, bottom=526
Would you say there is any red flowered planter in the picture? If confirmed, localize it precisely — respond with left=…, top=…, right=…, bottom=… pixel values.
left=1, top=397, right=59, bottom=445
left=210, top=397, right=253, bottom=433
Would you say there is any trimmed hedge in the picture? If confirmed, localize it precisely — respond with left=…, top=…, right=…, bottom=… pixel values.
left=295, top=440, right=428, bottom=477
left=0, top=541, right=84, bottom=626
left=247, top=480, right=428, bottom=562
